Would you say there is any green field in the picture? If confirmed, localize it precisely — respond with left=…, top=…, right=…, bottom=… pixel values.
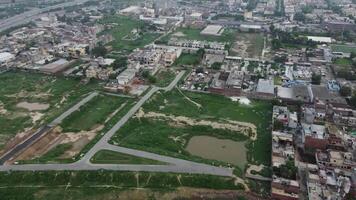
left=334, top=58, right=353, bottom=66
left=100, top=15, right=161, bottom=53
left=173, top=53, right=202, bottom=66
left=0, top=171, right=244, bottom=200
left=154, top=70, right=176, bottom=87
left=91, top=150, right=165, bottom=165
left=111, top=89, right=272, bottom=168
left=0, top=72, right=98, bottom=149
left=61, top=94, right=130, bottom=132
left=331, top=44, right=356, bottom=53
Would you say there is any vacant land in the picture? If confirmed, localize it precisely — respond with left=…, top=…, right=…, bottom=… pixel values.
left=230, top=33, right=265, bottom=58
left=61, top=94, right=129, bottom=132
left=173, top=53, right=202, bottom=66
left=154, top=70, right=177, bottom=87
left=0, top=72, right=98, bottom=150
left=18, top=95, right=135, bottom=164
left=111, top=89, right=272, bottom=169
left=0, top=171, right=244, bottom=200
left=91, top=150, right=164, bottom=165
left=100, top=15, right=160, bottom=54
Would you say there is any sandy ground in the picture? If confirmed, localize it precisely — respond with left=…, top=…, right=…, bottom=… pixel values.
left=16, top=102, right=49, bottom=111
left=59, top=125, right=104, bottom=158
left=0, top=128, right=33, bottom=156
left=11, top=128, right=63, bottom=163
left=172, top=32, right=186, bottom=37
left=0, top=101, right=7, bottom=115
left=135, top=110, right=257, bottom=140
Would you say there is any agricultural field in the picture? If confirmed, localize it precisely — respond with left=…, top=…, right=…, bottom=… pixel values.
left=0, top=72, right=98, bottom=151
left=229, top=32, right=265, bottom=58
left=18, top=94, right=135, bottom=164
left=100, top=15, right=161, bottom=54
left=111, top=89, right=272, bottom=172
left=0, top=171, right=245, bottom=200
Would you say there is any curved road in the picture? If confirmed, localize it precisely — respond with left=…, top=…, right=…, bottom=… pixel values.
left=0, top=71, right=234, bottom=177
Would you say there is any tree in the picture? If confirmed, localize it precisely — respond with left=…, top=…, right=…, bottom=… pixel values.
left=294, top=12, right=306, bottom=22
left=350, top=95, right=356, bottom=108
left=340, top=85, right=352, bottom=97
left=211, top=62, right=222, bottom=70
left=271, top=39, right=282, bottom=49
left=111, top=57, right=128, bottom=71
left=91, top=46, right=107, bottom=57
left=311, top=73, right=321, bottom=85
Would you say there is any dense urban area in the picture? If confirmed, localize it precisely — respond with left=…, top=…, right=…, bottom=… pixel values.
left=0, top=0, right=356, bottom=199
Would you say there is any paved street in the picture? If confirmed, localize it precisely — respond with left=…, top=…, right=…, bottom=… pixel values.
left=0, top=71, right=234, bottom=177
left=0, top=92, right=98, bottom=165
left=0, top=0, right=94, bottom=32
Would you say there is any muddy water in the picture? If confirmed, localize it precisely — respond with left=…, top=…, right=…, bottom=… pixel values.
left=186, top=136, right=247, bottom=168
left=16, top=102, right=49, bottom=111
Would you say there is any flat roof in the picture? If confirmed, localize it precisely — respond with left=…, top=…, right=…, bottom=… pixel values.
left=257, top=79, right=274, bottom=94
left=201, top=25, right=224, bottom=36
left=307, top=36, right=332, bottom=43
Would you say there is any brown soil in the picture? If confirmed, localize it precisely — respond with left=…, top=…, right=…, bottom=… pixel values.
left=10, top=127, right=62, bottom=164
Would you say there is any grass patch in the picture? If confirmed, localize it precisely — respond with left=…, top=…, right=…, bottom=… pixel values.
left=0, top=72, right=98, bottom=148
left=331, top=44, right=356, bottom=53
left=18, top=144, right=73, bottom=164
left=112, top=89, right=272, bottom=166
left=91, top=150, right=165, bottom=165
left=154, top=70, right=176, bottom=87
left=60, top=94, right=129, bottom=132
left=0, top=171, right=243, bottom=199
left=334, top=58, right=353, bottom=66
left=173, top=53, right=202, bottom=66
left=100, top=15, right=160, bottom=54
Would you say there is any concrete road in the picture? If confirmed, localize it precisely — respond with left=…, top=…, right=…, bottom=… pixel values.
left=0, top=162, right=232, bottom=176
left=0, top=126, right=51, bottom=165
left=0, top=71, right=234, bottom=177
left=0, top=0, right=95, bottom=32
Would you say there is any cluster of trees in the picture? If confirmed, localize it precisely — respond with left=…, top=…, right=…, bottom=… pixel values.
left=272, top=158, right=298, bottom=180
left=311, top=73, right=321, bottom=85
left=142, top=70, right=157, bottom=84
left=271, top=30, right=317, bottom=49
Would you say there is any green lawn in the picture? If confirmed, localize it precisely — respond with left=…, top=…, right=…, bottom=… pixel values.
left=154, top=70, right=176, bottom=87
left=111, top=89, right=272, bottom=167
left=0, top=72, right=98, bottom=149
left=60, top=94, right=130, bottom=132
left=331, top=44, right=356, bottom=53
left=100, top=15, right=161, bottom=53
left=334, top=58, right=353, bottom=66
left=91, top=150, right=165, bottom=165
